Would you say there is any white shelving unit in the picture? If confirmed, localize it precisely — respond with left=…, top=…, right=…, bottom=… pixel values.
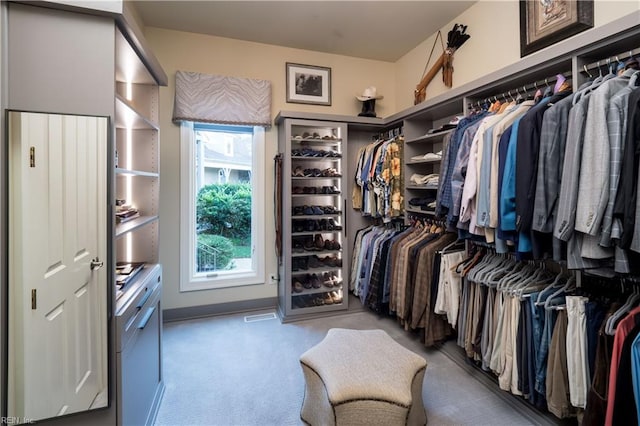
left=277, top=119, right=349, bottom=321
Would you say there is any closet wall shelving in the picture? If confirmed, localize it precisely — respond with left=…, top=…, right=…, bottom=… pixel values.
left=276, top=9, right=640, bottom=313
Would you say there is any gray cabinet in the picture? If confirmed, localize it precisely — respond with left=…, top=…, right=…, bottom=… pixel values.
left=115, top=265, right=163, bottom=426
left=277, top=119, right=349, bottom=321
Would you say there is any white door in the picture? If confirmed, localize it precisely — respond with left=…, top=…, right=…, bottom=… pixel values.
left=8, top=111, right=108, bottom=421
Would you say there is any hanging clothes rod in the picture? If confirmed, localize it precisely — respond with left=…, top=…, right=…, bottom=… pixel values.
left=470, top=70, right=573, bottom=109
left=372, top=125, right=403, bottom=141
left=580, top=46, right=640, bottom=75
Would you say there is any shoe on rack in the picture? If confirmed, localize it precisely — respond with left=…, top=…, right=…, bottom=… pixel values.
left=314, top=234, right=325, bottom=250
left=321, top=168, right=341, bottom=177
left=292, top=186, right=303, bottom=194
left=299, top=257, right=309, bottom=270
left=323, top=292, right=334, bottom=305
left=329, top=291, right=343, bottom=304
left=331, top=272, right=342, bottom=287
left=292, top=240, right=304, bottom=253
left=292, top=280, right=304, bottom=293
left=322, top=256, right=336, bottom=267
left=302, top=274, right=312, bottom=289
left=293, top=220, right=305, bottom=232
left=328, top=219, right=341, bottom=230
left=303, top=237, right=316, bottom=252
left=322, top=205, right=337, bottom=214
left=322, top=272, right=334, bottom=288
left=308, top=255, right=322, bottom=268
left=319, top=219, right=329, bottom=231
left=292, top=296, right=306, bottom=309
left=311, top=273, right=322, bottom=289
left=312, top=206, right=325, bottom=215
left=292, top=166, right=305, bottom=177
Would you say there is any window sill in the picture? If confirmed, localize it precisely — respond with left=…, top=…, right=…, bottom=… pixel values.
left=180, top=274, right=266, bottom=292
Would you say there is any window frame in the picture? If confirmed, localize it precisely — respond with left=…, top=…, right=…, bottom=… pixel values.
left=179, top=121, right=266, bottom=291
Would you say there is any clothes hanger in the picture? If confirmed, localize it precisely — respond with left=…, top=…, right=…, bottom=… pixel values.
left=544, top=276, right=576, bottom=309
left=498, top=261, right=533, bottom=292
left=605, top=283, right=640, bottom=335
left=467, top=252, right=498, bottom=283
left=535, top=272, right=569, bottom=306
left=473, top=252, right=508, bottom=284
left=440, top=239, right=465, bottom=255
left=517, top=266, right=556, bottom=298
left=510, top=263, right=548, bottom=296
left=482, top=256, right=517, bottom=286
left=542, top=78, right=553, bottom=98
left=487, top=259, right=525, bottom=289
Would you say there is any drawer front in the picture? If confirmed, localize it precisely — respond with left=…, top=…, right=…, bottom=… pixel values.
left=116, top=264, right=161, bottom=352
left=117, top=296, right=162, bottom=426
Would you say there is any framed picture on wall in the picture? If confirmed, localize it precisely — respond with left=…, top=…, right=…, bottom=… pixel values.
left=519, top=0, right=593, bottom=57
left=286, top=63, right=331, bottom=106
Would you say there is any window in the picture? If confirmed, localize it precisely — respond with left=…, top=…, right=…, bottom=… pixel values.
left=180, top=122, right=265, bottom=290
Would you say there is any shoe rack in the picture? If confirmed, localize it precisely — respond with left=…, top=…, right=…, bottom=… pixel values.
left=277, top=119, right=349, bottom=321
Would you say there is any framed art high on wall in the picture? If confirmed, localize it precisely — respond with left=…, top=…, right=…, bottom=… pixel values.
left=286, top=63, right=331, bottom=106
left=520, top=0, right=593, bottom=57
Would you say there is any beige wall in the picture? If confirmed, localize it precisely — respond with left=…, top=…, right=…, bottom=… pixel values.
left=145, top=27, right=395, bottom=310
left=146, top=0, right=640, bottom=312
left=395, top=0, right=640, bottom=110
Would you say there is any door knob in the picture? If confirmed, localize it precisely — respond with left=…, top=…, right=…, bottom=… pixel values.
left=90, top=257, right=104, bottom=271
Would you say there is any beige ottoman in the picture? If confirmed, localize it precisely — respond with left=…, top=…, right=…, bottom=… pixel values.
left=299, top=328, right=427, bottom=426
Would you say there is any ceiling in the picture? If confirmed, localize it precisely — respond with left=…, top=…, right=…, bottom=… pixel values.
left=131, top=1, right=476, bottom=62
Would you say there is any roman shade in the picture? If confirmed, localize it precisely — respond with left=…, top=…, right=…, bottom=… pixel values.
left=173, top=70, right=271, bottom=127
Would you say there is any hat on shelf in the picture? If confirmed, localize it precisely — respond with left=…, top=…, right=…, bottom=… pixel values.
left=356, top=86, right=383, bottom=101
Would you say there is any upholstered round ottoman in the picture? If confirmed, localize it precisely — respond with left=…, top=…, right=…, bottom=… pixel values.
left=299, top=328, right=427, bottom=426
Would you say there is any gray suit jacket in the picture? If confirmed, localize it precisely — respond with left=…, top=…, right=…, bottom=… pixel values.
left=600, top=84, right=636, bottom=246
left=554, top=93, right=591, bottom=241
left=575, top=69, right=638, bottom=236
left=532, top=93, right=575, bottom=233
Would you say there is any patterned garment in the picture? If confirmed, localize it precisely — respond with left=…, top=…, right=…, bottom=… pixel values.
left=380, top=137, right=404, bottom=220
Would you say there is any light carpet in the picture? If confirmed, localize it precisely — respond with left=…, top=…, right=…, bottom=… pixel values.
left=155, top=307, right=563, bottom=426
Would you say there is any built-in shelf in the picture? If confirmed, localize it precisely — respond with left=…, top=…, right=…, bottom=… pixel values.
left=291, top=250, right=342, bottom=257
left=115, top=215, right=158, bottom=237
left=291, top=176, right=342, bottom=180
left=115, top=168, right=159, bottom=178
left=292, top=231, right=343, bottom=236
left=291, top=213, right=342, bottom=219
left=291, top=193, right=341, bottom=197
left=405, top=129, right=454, bottom=144
left=405, top=207, right=436, bottom=215
left=291, top=137, right=343, bottom=143
left=406, top=158, right=442, bottom=165
left=291, top=156, right=342, bottom=161
left=115, top=95, right=159, bottom=130
left=406, top=185, right=438, bottom=190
